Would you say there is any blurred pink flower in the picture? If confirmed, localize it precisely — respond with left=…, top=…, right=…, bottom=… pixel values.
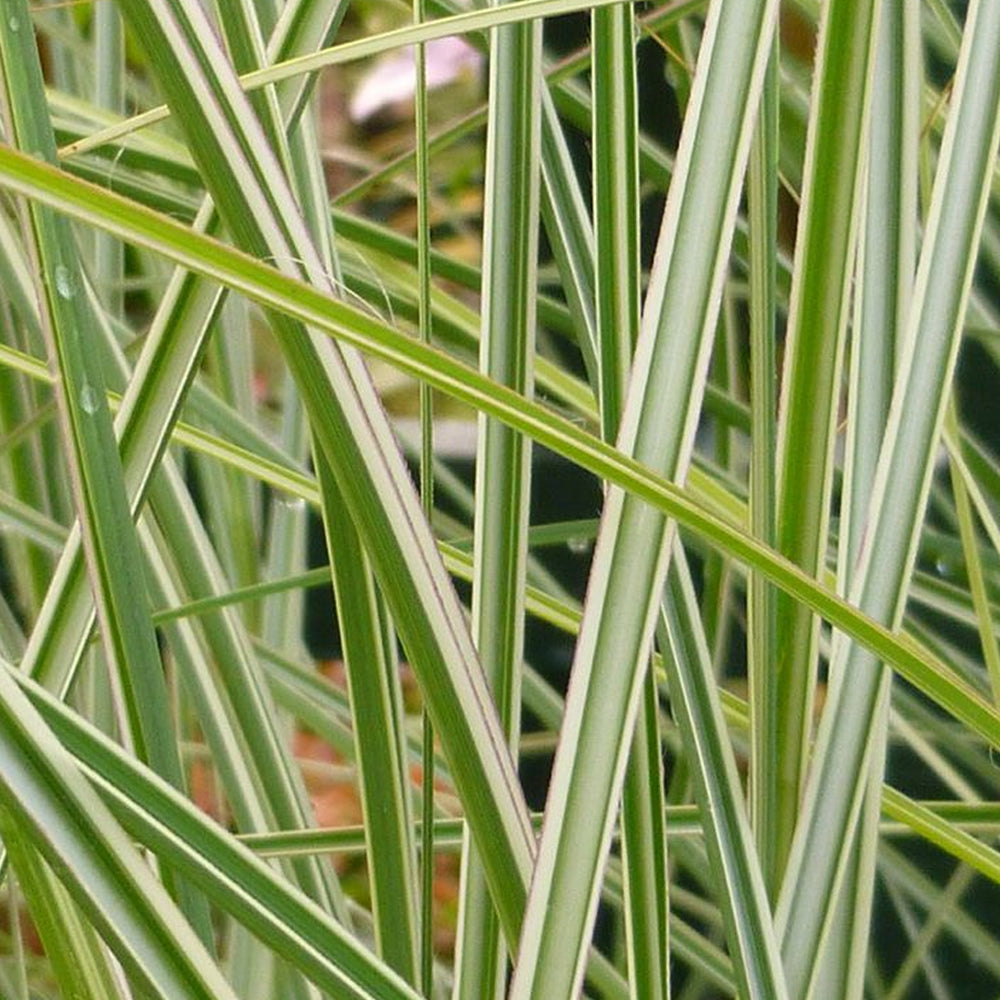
left=349, top=36, right=482, bottom=122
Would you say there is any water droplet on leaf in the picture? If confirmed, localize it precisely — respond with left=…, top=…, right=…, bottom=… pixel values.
left=80, top=384, right=98, bottom=414
left=54, top=264, right=75, bottom=300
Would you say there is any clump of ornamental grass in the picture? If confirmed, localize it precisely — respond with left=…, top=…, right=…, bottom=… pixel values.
left=0, top=0, right=999, bottom=998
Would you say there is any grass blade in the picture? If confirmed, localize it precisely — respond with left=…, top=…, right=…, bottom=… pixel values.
left=591, top=5, right=671, bottom=995
left=776, top=4, right=1000, bottom=994
left=746, top=30, right=780, bottom=898
left=509, top=1, right=779, bottom=994
left=6, top=662, right=422, bottom=1000
left=661, top=543, right=787, bottom=999
left=111, top=0, right=538, bottom=944
left=319, top=464, right=421, bottom=984
left=818, top=3, right=922, bottom=994
left=0, top=658, right=238, bottom=1000
left=0, top=0, right=213, bottom=942
left=769, top=0, right=882, bottom=883
left=1, top=148, right=997, bottom=760
left=453, top=3, right=541, bottom=995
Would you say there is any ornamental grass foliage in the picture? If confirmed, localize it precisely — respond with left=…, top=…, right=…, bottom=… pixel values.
left=1, top=0, right=1000, bottom=997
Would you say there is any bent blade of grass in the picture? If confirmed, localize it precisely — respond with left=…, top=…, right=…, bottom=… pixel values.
left=61, top=0, right=652, bottom=160
left=508, top=0, right=780, bottom=995
left=114, top=0, right=540, bottom=948
left=3, top=148, right=1000, bottom=755
left=0, top=656, right=238, bottom=1000
left=0, top=0, right=215, bottom=943
left=4, top=662, right=423, bottom=1000
left=776, top=3, right=1000, bottom=996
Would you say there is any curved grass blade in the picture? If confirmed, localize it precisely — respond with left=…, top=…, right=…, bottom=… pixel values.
left=0, top=807, right=123, bottom=1000
left=0, top=0, right=213, bottom=942
left=1, top=147, right=999, bottom=755
left=4, top=661, right=423, bottom=1000
left=0, top=658, right=239, bottom=1000
left=112, top=0, right=541, bottom=949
